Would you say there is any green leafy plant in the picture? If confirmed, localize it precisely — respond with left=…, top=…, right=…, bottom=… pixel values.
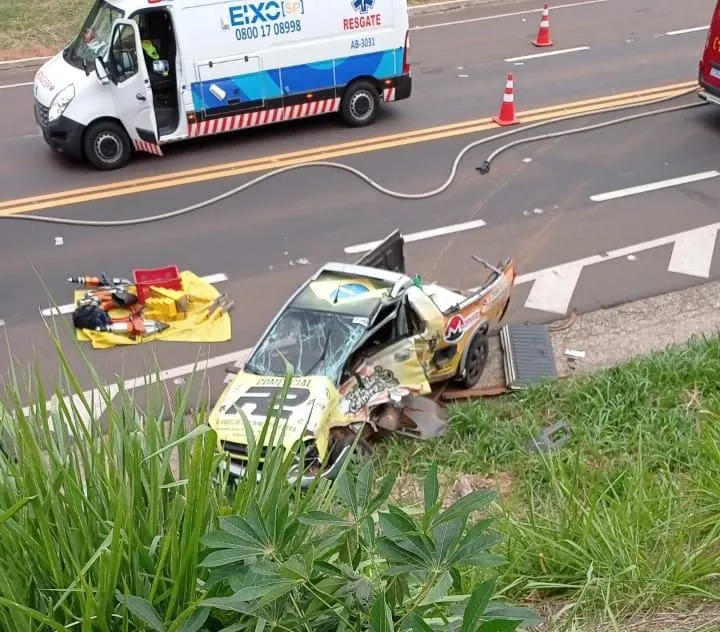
left=0, top=312, right=535, bottom=631
left=198, top=453, right=539, bottom=631
left=0, top=363, right=229, bottom=631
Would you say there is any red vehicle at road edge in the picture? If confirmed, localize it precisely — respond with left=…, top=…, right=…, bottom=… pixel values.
left=699, top=0, right=720, bottom=105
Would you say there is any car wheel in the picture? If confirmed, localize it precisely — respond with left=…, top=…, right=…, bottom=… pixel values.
left=83, top=120, right=132, bottom=170
left=454, top=333, right=489, bottom=390
left=326, top=436, right=372, bottom=478
left=341, top=80, right=380, bottom=127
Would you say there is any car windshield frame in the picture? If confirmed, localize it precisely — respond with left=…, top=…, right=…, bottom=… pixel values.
left=64, top=0, right=125, bottom=71
left=244, top=307, right=370, bottom=384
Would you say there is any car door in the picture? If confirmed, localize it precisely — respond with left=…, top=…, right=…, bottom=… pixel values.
left=340, top=336, right=431, bottom=419
left=354, top=229, right=406, bottom=273
left=107, top=18, right=162, bottom=155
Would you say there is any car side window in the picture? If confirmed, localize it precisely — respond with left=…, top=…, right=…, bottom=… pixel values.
left=403, top=298, right=425, bottom=336
left=355, top=299, right=418, bottom=356
left=110, top=24, right=138, bottom=83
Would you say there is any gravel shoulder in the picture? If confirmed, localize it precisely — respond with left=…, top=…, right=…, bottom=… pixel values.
left=471, top=280, right=720, bottom=392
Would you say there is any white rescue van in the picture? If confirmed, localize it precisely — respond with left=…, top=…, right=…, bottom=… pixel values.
left=32, top=0, right=412, bottom=170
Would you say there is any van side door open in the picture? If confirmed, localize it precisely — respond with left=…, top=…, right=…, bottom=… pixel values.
left=107, top=18, right=163, bottom=154
left=33, top=0, right=413, bottom=170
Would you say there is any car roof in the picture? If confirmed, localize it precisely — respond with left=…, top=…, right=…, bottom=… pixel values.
left=287, top=262, right=413, bottom=319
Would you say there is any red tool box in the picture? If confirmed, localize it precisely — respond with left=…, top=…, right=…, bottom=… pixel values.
left=132, top=265, right=182, bottom=304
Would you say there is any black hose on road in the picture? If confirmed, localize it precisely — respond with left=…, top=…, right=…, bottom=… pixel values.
left=1, top=86, right=704, bottom=227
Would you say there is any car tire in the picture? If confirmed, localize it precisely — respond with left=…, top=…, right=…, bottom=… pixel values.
left=326, top=436, right=372, bottom=478
left=340, top=80, right=380, bottom=127
left=83, top=120, right=132, bottom=171
left=454, top=333, right=489, bottom=390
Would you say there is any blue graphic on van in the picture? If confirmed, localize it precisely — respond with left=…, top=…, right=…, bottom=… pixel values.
left=229, top=0, right=304, bottom=25
left=191, top=47, right=402, bottom=112
left=352, top=0, right=376, bottom=14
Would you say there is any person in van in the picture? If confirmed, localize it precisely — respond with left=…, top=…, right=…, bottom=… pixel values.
left=142, top=39, right=168, bottom=77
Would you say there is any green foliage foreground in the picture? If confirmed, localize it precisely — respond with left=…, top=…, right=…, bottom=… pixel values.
left=9, top=329, right=720, bottom=629
left=0, top=353, right=537, bottom=631
left=379, top=334, right=720, bottom=621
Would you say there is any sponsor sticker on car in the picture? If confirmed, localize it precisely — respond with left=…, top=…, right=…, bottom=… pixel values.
left=443, top=309, right=480, bottom=343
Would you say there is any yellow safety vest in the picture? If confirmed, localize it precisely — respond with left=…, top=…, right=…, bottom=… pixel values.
left=142, top=40, right=168, bottom=76
left=142, top=40, right=159, bottom=60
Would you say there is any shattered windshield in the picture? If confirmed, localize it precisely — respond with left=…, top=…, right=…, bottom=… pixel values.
left=64, top=0, right=124, bottom=70
left=245, top=308, right=368, bottom=383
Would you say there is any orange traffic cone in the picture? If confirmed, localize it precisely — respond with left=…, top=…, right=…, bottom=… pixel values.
left=493, top=73, right=519, bottom=126
left=533, top=4, right=553, bottom=47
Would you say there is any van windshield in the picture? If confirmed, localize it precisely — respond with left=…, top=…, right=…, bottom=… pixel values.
left=64, top=0, right=125, bottom=71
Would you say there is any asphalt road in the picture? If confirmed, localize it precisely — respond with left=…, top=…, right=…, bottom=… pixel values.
left=0, top=0, right=718, bottom=420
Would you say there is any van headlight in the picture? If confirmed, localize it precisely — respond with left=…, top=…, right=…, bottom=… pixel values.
left=48, top=84, right=75, bottom=123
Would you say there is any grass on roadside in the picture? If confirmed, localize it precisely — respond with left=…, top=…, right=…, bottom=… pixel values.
left=0, top=0, right=90, bottom=55
left=0, top=310, right=538, bottom=631
left=0, top=0, right=443, bottom=56
left=374, top=333, right=720, bottom=626
left=6, top=280, right=720, bottom=629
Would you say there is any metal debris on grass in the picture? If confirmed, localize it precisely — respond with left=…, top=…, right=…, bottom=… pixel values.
left=527, top=420, right=572, bottom=454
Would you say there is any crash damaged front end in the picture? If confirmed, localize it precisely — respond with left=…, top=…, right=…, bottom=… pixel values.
left=336, top=343, right=448, bottom=441
left=218, top=437, right=355, bottom=488
left=208, top=372, right=354, bottom=488
left=209, top=350, right=448, bottom=487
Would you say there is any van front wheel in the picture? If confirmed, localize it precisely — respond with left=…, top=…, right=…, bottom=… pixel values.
left=341, top=80, right=380, bottom=127
left=83, top=121, right=132, bottom=171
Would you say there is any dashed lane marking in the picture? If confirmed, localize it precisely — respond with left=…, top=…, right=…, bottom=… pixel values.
left=344, top=219, right=487, bottom=254
left=505, top=46, right=591, bottom=63
left=589, top=171, right=720, bottom=203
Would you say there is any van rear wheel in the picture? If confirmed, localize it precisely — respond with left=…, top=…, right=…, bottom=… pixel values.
left=83, top=121, right=132, bottom=171
left=341, top=80, right=380, bottom=127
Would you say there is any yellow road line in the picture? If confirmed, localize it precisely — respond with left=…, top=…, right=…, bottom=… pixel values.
left=3, top=80, right=693, bottom=208
left=0, top=81, right=697, bottom=217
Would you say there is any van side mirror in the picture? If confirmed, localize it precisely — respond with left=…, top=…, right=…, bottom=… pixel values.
left=94, top=57, right=110, bottom=85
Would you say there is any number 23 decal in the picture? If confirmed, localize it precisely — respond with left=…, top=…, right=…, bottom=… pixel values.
left=228, top=385, right=311, bottom=421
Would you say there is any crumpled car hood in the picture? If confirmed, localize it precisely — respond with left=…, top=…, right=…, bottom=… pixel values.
left=209, top=372, right=345, bottom=457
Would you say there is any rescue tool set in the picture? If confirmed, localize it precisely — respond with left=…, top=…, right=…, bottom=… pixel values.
left=69, top=265, right=234, bottom=343
left=55, top=232, right=560, bottom=486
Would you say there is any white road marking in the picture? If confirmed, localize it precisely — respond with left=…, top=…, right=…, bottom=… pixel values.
left=505, top=46, right=590, bottom=63
left=667, top=225, right=718, bottom=278
left=21, top=348, right=252, bottom=430
left=0, top=81, right=33, bottom=90
left=344, top=219, right=487, bottom=255
left=22, top=385, right=120, bottom=432
left=524, top=262, right=585, bottom=315
left=194, top=272, right=229, bottom=285
left=488, top=221, right=720, bottom=314
left=590, top=171, right=720, bottom=203
left=412, top=0, right=607, bottom=31
left=40, top=272, right=229, bottom=317
left=0, top=55, right=51, bottom=66
left=665, top=26, right=709, bottom=36
left=24, top=218, right=720, bottom=418
left=124, top=348, right=251, bottom=390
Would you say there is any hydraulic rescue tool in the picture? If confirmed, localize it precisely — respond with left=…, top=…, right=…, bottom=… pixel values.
left=68, top=274, right=133, bottom=288
left=69, top=272, right=171, bottom=340
left=95, top=315, right=170, bottom=337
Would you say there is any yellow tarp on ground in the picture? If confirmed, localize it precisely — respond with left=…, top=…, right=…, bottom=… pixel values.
left=75, top=270, right=232, bottom=349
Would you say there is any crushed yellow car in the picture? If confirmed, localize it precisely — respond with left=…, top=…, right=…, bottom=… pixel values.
left=209, top=230, right=516, bottom=486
